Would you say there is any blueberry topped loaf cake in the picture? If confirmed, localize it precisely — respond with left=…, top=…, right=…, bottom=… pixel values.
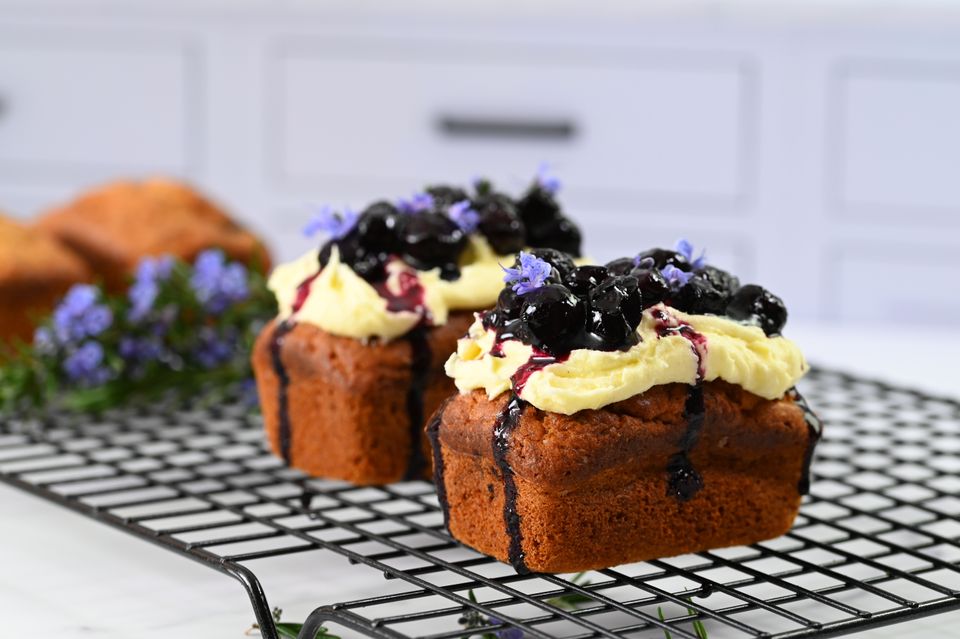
left=252, top=169, right=582, bottom=484
left=436, top=241, right=820, bottom=572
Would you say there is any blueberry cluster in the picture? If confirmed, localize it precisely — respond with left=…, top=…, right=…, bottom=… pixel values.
left=482, top=245, right=788, bottom=357
left=315, top=175, right=582, bottom=283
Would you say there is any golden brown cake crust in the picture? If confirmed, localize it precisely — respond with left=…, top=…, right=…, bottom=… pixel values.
left=36, top=178, right=271, bottom=291
left=0, top=214, right=91, bottom=345
left=432, top=382, right=812, bottom=573
left=252, top=312, right=476, bottom=485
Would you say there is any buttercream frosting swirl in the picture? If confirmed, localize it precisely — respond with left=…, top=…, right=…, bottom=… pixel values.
left=445, top=304, right=809, bottom=414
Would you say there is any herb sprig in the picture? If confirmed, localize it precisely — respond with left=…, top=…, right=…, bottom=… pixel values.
left=0, top=249, right=276, bottom=414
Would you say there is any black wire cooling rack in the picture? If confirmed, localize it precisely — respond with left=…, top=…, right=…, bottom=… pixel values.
left=2, top=367, right=960, bottom=639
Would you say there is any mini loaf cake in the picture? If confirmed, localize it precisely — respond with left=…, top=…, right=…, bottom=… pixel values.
left=435, top=243, right=820, bottom=573
left=252, top=170, right=583, bottom=484
left=37, top=178, right=271, bottom=291
left=0, top=214, right=91, bottom=346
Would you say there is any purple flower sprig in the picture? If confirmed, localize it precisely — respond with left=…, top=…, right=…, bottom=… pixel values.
left=128, top=255, right=174, bottom=322
left=3, top=248, right=278, bottom=414
left=448, top=199, right=480, bottom=233
left=50, top=285, right=113, bottom=344
left=661, top=264, right=693, bottom=290
left=675, top=238, right=706, bottom=270
left=303, top=205, right=358, bottom=240
left=190, top=250, right=250, bottom=315
left=502, top=252, right=552, bottom=295
left=396, top=192, right=435, bottom=214
left=535, top=162, right=561, bottom=195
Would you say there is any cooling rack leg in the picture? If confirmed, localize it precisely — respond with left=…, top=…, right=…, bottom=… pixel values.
left=225, top=563, right=279, bottom=639
left=300, top=607, right=408, bottom=639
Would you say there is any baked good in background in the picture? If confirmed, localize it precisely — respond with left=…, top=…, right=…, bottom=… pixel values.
left=36, top=178, right=271, bottom=292
left=436, top=244, right=819, bottom=573
left=0, top=214, right=91, bottom=346
left=252, top=172, right=583, bottom=485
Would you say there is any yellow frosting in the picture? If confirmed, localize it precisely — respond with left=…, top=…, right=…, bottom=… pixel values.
left=436, top=236, right=509, bottom=311
left=445, top=303, right=809, bottom=414
left=267, top=235, right=513, bottom=341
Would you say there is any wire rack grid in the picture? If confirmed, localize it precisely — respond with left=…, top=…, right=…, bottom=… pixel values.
left=2, top=367, right=960, bottom=639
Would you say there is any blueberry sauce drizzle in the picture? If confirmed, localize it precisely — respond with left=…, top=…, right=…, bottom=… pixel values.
left=269, top=320, right=296, bottom=464
left=492, top=393, right=529, bottom=574
left=790, top=387, right=823, bottom=495
left=403, top=327, right=432, bottom=480
left=373, top=264, right=435, bottom=479
left=653, top=307, right=708, bottom=502
left=426, top=397, right=453, bottom=529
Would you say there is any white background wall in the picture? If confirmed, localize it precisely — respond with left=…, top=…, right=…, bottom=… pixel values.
left=1, top=1, right=958, bottom=325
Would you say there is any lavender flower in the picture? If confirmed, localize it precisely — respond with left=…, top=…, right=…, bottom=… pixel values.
left=118, top=336, right=166, bottom=363
left=675, top=238, right=706, bottom=270
left=502, top=252, right=552, bottom=295
left=488, top=617, right=524, bottom=639
left=63, top=341, right=112, bottom=386
left=195, top=327, right=237, bottom=369
left=448, top=199, right=480, bottom=233
left=396, top=192, right=435, bottom=214
left=633, top=255, right=655, bottom=269
left=303, top=205, right=358, bottom=239
left=52, top=284, right=113, bottom=344
left=661, top=264, right=692, bottom=289
left=190, top=250, right=249, bottom=314
left=128, top=255, right=174, bottom=322
left=536, top=162, right=561, bottom=195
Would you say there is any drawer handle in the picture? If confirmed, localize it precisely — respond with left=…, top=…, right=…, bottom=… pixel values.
left=437, top=115, right=577, bottom=141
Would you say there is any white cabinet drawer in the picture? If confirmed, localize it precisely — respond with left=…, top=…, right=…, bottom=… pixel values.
left=831, top=61, right=960, bottom=221
left=0, top=33, right=198, bottom=181
left=271, top=41, right=753, bottom=208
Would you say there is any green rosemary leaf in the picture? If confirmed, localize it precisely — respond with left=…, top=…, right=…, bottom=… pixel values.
left=546, top=571, right=593, bottom=610
left=686, top=605, right=709, bottom=639
left=657, top=606, right=673, bottom=639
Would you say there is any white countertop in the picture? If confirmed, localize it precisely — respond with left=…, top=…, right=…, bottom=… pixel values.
left=2, top=322, right=959, bottom=639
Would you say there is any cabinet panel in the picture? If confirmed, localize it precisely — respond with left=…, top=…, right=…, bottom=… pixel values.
left=272, top=42, right=753, bottom=209
left=833, top=63, right=960, bottom=219
left=0, top=33, right=198, bottom=180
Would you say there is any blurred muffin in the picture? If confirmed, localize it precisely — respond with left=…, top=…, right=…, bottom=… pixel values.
left=0, top=214, right=91, bottom=345
left=36, top=178, right=271, bottom=291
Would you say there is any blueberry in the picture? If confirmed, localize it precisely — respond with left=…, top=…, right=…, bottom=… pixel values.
left=496, top=287, right=525, bottom=322
left=425, top=185, right=469, bottom=208
left=516, top=186, right=562, bottom=230
left=726, top=284, right=788, bottom=336
left=605, top=257, right=636, bottom=276
left=696, top=264, right=740, bottom=297
left=319, top=227, right=360, bottom=267
left=672, top=276, right=727, bottom=315
left=481, top=309, right=499, bottom=331
left=498, top=317, right=530, bottom=343
left=529, top=216, right=582, bottom=257
left=587, top=308, right=634, bottom=349
left=519, top=284, right=585, bottom=355
left=631, top=268, right=671, bottom=308
left=564, top=265, right=609, bottom=296
left=524, top=248, right=576, bottom=280
left=475, top=197, right=526, bottom=255
left=356, top=201, right=401, bottom=255
left=591, top=275, right=643, bottom=329
left=398, top=212, right=467, bottom=277
left=350, top=251, right=387, bottom=281
left=635, top=248, right=690, bottom=271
